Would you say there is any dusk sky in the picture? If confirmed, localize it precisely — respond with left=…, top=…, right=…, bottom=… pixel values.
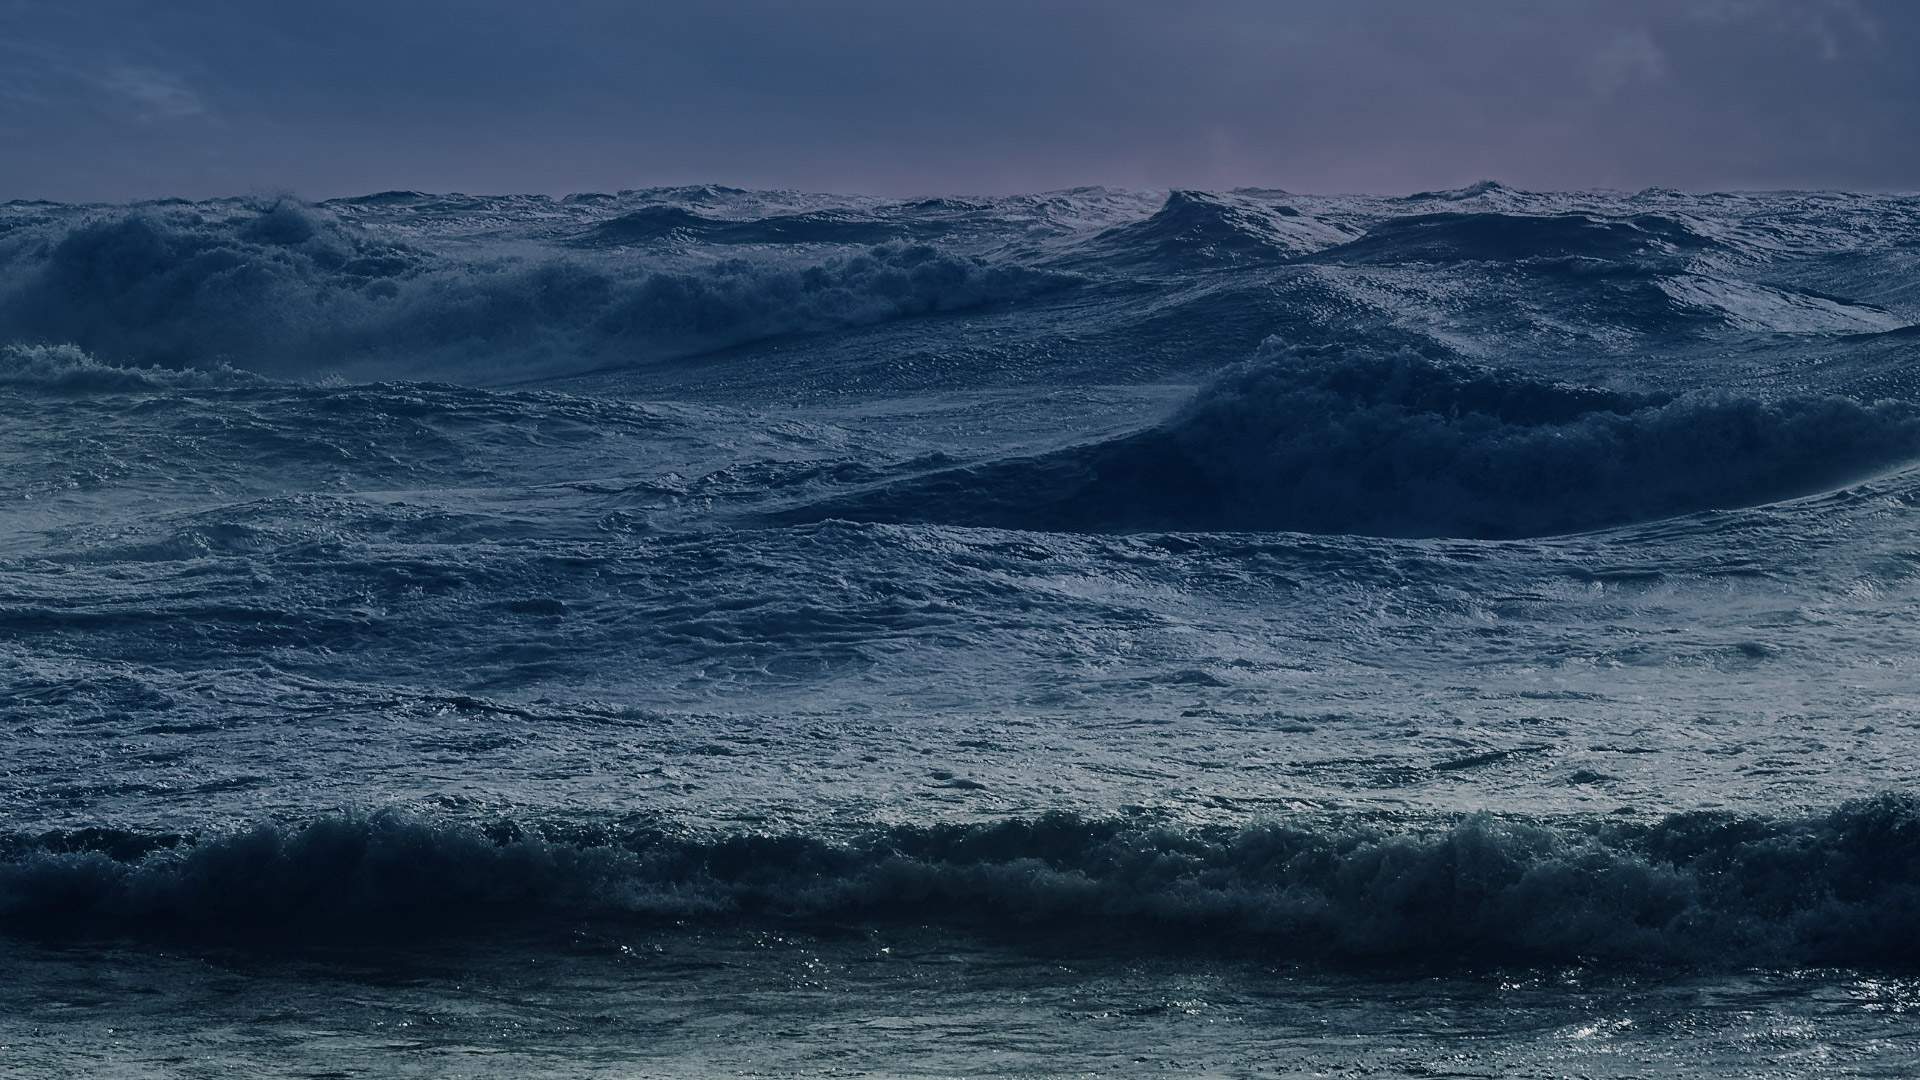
left=3, top=0, right=1916, bottom=201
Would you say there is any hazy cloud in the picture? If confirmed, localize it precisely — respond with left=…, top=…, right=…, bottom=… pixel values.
left=1685, top=0, right=1883, bottom=59
left=97, top=66, right=207, bottom=121
left=1590, top=31, right=1669, bottom=97
left=0, top=0, right=1915, bottom=200
left=0, top=37, right=209, bottom=126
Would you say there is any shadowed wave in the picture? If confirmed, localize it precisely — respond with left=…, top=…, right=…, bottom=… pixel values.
left=5, top=796, right=1920, bottom=967
left=791, top=344, right=1920, bottom=538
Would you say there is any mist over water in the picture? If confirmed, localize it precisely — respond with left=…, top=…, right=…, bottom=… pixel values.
left=6, top=183, right=1920, bottom=1076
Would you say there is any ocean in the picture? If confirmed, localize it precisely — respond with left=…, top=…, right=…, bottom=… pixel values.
left=3, top=181, right=1919, bottom=1076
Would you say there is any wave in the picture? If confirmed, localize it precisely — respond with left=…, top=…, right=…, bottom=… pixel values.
left=1659, top=274, right=1907, bottom=334
left=579, top=207, right=945, bottom=247
left=1400, top=179, right=1514, bottom=201
left=1069, top=190, right=1355, bottom=269
left=0, top=343, right=261, bottom=393
left=790, top=344, right=1920, bottom=538
left=1854, top=323, right=1920, bottom=340
left=329, top=189, right=436, bottom=207
left=1313, top=211, right=1718, bottom=266
left=0, top=200, right=1076, bottom=381
left=6, top=796, right=1920, bottom=967
left=576, top=204, right=719, bottom=243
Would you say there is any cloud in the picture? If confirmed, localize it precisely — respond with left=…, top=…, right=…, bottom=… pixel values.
left=97, top=65, right=207, bottom=121
left=1684, top=0, right=1883, bottom=60
left=1590, top=31, right=1669, bottom=97
left=0, top=33, right=210, bottom=128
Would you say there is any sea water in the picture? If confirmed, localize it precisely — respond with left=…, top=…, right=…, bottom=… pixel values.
left=3, top=183, right=1919, bottom=1076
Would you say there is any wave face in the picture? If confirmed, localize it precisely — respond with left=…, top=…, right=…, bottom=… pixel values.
left=5, top=797, right=1919, bottom=967
left=795, top=345, right=1920, bottom=538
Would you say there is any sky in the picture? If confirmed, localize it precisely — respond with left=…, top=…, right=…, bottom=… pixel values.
left=1, top=0, right=1916, bottom=201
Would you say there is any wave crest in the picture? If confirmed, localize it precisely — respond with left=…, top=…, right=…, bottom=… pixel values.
left=0, top=343, right=260, bottom=393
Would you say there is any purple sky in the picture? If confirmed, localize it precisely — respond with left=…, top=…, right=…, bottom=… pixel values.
left=2, top=0, right=1916, bottom=201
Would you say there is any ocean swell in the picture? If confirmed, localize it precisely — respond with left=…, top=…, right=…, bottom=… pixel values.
left=796, top=345, right=1920, bottom=538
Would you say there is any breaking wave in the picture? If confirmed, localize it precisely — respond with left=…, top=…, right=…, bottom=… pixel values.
left=0, top=342, right=261, bottom=393
left=6, top=796, right=1920, bottom=967
left=798, top=344, right=1920, bottom=538
left=0, top=200, right=1076, bottom=381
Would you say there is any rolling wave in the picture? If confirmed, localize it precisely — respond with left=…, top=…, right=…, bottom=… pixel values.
left=795, top=344, right=1920, bottom=538
left=0, top=200, right=1075, bottom=380
left=6, top=796, right=1919, bottom=967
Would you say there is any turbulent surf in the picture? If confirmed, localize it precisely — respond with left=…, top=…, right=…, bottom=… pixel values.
left=6, top=183, right=1920, bottom=1076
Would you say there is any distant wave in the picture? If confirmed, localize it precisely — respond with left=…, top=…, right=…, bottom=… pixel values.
left=0, top=343, right=261, bottom=393
left=1066, top=190, right=1356, bottom=269
left=791, top=344, right=1920, bottom=538
left=1311, top=211, right=1718, bottom=266
left=6, top=796, right=1920, bottom=967
left=578, top=206, right=948, bottom=247
left=0, top=200, right=1076, bottom=380
left=1400, top=179, right=1516, bottom=202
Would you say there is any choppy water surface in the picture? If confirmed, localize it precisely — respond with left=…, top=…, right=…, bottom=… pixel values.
left=3, top=182, right=1919, bottom=1076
